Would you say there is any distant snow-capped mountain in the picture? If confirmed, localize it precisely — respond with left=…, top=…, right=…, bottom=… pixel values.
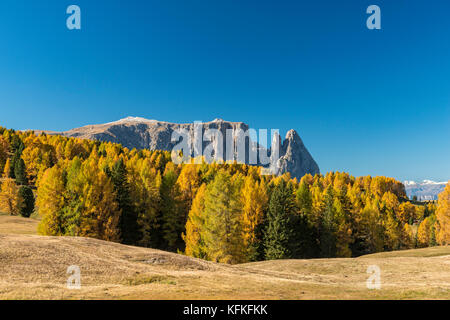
left=403, top=180, right=447, bottom=201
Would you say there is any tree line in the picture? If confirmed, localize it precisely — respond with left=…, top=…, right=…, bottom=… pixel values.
left=0, top=126, right=449, bottom=263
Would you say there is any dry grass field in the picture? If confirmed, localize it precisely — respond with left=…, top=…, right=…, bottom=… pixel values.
left=0, top=214, right=39, bottom=235
left=0, top=214, right=449, bottom=300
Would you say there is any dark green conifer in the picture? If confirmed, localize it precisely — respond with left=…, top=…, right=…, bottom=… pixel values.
left=263, top=179, right=296, bottom=260
left=18, top=186, right=35, bottom=218
left=110, top=159, right=139, bottom=245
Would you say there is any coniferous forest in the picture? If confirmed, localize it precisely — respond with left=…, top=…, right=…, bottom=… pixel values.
left=0, top=126, right=449, bottom=264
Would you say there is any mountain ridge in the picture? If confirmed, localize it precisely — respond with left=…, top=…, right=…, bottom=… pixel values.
left=403, top=180, right=447, bottom=201
left=35, top=117, right=320, bottom=179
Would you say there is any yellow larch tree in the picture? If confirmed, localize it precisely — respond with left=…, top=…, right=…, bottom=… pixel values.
left=417, top=216, right=434, bottom=248
left=241, top=176, right=268, bottom=261
left=436, top=182, right=450, bottom=245
left=128, top=157, right=160, bottom=247
left=381, top=192, right=402, bottom=250
left=176, top=164, right=201, bottom=207
left=183, top=183, right=207, bottom=259
left=0, top=136, right=9, bottom=174
left=78, top=155, right=121, bottom=241
left=0, top=178, right=23, bottom=215
left=201, top=171, right=245, bottom=264
left=401, top=223, right=415, bottom=249
left=36, top=165, right=67, bottom=235
left=2, top=158, right=11, bottom=178
left=397, top=202, right=416, bottom=224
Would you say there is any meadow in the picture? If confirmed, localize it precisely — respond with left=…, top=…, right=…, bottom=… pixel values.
left=0, top=214, right=448, bottom=300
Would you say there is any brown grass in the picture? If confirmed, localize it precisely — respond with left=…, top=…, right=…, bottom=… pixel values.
left=0, top=215, right=449, bottom=300
left=0, top=213, right=40, bottom=235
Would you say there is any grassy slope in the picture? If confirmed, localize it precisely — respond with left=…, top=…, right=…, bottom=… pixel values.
left=0, top=215, right=449, bottom=300
left=0, top=213, right=40, bottom=235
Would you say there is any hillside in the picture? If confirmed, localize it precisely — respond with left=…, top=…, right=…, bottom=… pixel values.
left=0, top=215, right=449, bottom=300
left=0, top=214, right=39, bottom=235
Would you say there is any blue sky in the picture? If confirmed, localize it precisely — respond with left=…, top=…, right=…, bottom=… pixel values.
left=0, top=0, right=449, bottom=181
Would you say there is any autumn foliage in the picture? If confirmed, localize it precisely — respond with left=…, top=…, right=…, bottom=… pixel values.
left=0, top=126, right=444, bottom=263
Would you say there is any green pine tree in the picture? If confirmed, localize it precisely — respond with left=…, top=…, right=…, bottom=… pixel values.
left=9, top=152, right=18, bottom=179
left=263, top=179, right=296, bottom=260
left=296, top=181, right=313, bottom=216
left=18, top=186, right=35, bottom=218
left=10, top=135, right=24, bottom=154
left=110, top=159, right=139, bottom=245
left=14, top=157, right=28, bottom=185
left=294, top=180, right=320, bottom=257
left=319, top=186, right=337, bottom=258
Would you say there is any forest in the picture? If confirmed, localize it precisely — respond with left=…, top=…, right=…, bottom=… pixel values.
left=0, top=126, right=449, bottom=264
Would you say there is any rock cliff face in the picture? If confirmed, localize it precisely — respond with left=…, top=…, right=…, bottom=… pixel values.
left=43, top=117, right=320, bottom=179
left=275, top=129, right=320, bottom=179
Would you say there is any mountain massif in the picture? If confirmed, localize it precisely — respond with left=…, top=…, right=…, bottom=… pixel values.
left=38, top=117, right=320, bottom=179
left=404, top=180, right=447, bottom=201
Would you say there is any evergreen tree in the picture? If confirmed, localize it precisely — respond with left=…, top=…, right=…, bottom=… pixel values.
left=9, top=135, right=25, bottom=179
left=9, top=151, right=18, bottom=179
left=293, top=181, right=319, bottom=258
left=14, top=157, right=28, bottom=185
left=319, top=186, right=337, bottom=258
left=263, top=179, right=296, bottom=260
left=296, top=180, right=313, bottom=216
left=111, top=158, right=139, bottom=245
left=10, top=135, right=24, bottom=154
left=18, top=186, right=34, bottom=218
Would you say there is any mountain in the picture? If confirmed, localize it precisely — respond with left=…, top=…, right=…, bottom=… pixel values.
left=277, top=129, right=321, bottom=180
left=38, top=117, right=320, bottom=179
left=403, top=180, right=447, bottom=201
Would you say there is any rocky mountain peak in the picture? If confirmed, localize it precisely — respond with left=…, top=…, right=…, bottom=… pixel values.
left=285, top=129, right=300, bottom=140
left=40, top=117, right=320, bottom=179
left=275, top=129, right=320, bottom=179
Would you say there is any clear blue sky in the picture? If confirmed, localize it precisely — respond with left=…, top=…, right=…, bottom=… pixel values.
left=1, top=0, right=449, bottom=182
